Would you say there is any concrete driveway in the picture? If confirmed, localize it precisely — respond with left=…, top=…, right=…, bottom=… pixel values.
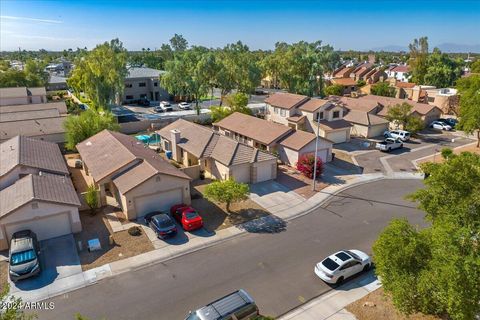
left=8, top=234, right=83, bottom=301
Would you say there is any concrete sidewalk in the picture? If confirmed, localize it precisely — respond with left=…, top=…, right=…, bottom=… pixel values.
left=279, top=272, right=382, bottom=320
left=11, top=171, right=421, bottom=303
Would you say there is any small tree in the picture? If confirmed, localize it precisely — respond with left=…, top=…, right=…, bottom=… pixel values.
left=457, top=75, right=480, bottom=147
left=85, top=184, right=99, bottom=214
left=371, top=81, right=396, bottom=97
left=356, top=79, right=366, bottom=87
left=0, top=284, right=37, bottom=319
left=296, top=154, right=324, bottom=179
left=405, top=115, right=424, bottom=133
left=440, top=147, right=453, bottom=159
left=204, top=179, right=249, bottom=212
left=324, top=84, right=344, bottom=96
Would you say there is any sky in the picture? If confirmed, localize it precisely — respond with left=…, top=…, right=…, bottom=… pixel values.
left=1, top=0, right=479, bottom=52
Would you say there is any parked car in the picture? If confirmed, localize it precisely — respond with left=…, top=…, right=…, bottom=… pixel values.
left=375, top=138, right=403, bottom=152
left=170, top=204, right=203, bottom=231
left=178, top=102, right=192, bottom=110
left=8, top=230, right=41, bottom=282
left=384, top=130, right=411, bottom=141
left=146, top=213, right=177, bottom=239
left=185, top=289, right=259, bottom=320
left=160, top=101, right=173, bottom=112
left=153, top=105, right=164, bottom=113
left=444, top=118, right=458, bottom=128
left=314, top=250, right=371, bottom=284
left=137, top=98, right=150, bottom=107
left=430, top=121, right=452, bottom=131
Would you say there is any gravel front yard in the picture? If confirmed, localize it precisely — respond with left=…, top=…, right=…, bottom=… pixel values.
left=346, top=288, right=441, bottom=320
left=0, top=261, right=8, bottom=293
left=75, top=209, right=154, bottom=271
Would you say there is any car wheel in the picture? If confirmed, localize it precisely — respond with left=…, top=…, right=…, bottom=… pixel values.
left=336, top=276, right=344, bottom=284
left=363, top=264, right=370, bottom=272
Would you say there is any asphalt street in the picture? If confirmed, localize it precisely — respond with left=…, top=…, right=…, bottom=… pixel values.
left=38, top=179, right=426, bottom=320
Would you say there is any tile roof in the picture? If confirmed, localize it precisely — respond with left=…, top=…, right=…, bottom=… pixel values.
left=0, top=136, right=68, bottom=176
left=127, top=67, right=165, bottom=79
left=157, top=119, right=276, bottom=167
left=358, top=95, right=441, bottom=116
left=331, top=78, right=358, bottom=86
left=391, top=65, right=409, bottom=73
left=395, top=82, right=416, bottom=89
left=0, top=109, right=60, bottom=122
left=287, top=115, right=306, bottom=123
left=76, top=130, right=190, bottom=185
left=0, top=102, right=67, bottom=114
left=279, top=130, right=319, bottom=151
left=334, top=66, right=354, bottom=77
left=0, top=174, right=80, bottom=218
left=0, top=116, right=66, bottom=141
left=264, top=92, right=309, bottom=110
left=214, top=112, right=292, bottom=145
left=318, top=119, right=352, bottom=130
left=0, top=87, right=28, bottom=98
left=343, top=109, right=389, bottom=126
left=298, top=98, right=331, bottom=112
left=328, top=95, right=380, bottom=113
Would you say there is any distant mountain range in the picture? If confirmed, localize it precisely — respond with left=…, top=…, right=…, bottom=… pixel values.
left=370, top=43, right=480, bottom=53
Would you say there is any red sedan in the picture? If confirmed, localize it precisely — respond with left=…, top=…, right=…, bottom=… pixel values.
left=170, top=204, right=203, bottom=231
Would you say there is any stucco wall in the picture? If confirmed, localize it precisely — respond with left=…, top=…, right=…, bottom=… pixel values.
left=119, top=173, right=190, bottom=220
left=0, top=166, right=39, bottom=190
left=229, top=163, right=251, bottom=183
left=0, top=97, right=29, bottom=106
left=0, top=201, right=81, bottom=250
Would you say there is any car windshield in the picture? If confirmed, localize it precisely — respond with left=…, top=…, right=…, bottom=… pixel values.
left=346, top=250, right=361, bottom=260
left=158, top=219, right=174, bottom=228
left=11, top=249, right=36, bottom=266
left=185, top=211, right=198, bottom=219
left=322, top=257, right=340, bottom=271
left=185, top=313, right=201, bottom=320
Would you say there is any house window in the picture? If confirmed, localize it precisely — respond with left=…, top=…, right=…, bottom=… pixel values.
left=126, top=95, right=134, bottom=100
left=274, top=107, right=279, bottom=114
left=316, top=111, right=324, bottom=121
left=333, top=111, right=340, bottom=119
left=125, top=83, right=132, bottom=88
left=164, top=141, right=171, bottom=151
left=139, top=82, right=146, bottom=87
left=280, top=109, right=286, bottom=117
left=154, top=82, right=158, bottom=87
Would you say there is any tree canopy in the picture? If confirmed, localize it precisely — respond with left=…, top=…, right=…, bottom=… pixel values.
left=204, top=179, right=250, bottom=212
left=64, top=109, right=120, bottom=150
left=371, top=81, right=396, bottom=97
left=456, top=74, right=480, bottom=146
left=0, top=59, right=48, bottom=88
left=374, top=152, right=480, bottom=320
left=68, top=39, right=127, bottom=109
left=323, top=84, right=344, bottom=96
left=385, top=102, right=424, bottom=133
left=210, top=92, right=252, bottom=122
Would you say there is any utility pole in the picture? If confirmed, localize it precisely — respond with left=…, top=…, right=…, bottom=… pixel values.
left=312, top=111, right=321, bottom=191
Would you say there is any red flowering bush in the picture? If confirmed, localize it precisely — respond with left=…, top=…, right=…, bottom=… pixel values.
left=296, top=154, right=324, bottom=179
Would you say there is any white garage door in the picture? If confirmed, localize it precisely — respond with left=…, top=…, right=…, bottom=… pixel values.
left=5, top=213, right=71, bottom=242
left=326, top=130, right=347, bottom=144
left=256, top=163, right=274, bottom=183
left=369, top=124, right=389, bottom=138
left=315, top=149, right=328, bottom=163
left=134, top=188, right=183, bottom=218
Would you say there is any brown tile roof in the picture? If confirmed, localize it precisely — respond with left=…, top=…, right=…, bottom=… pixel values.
left=279, top=130, right=319, bottom=151
left=0, top=109, right=60, bottom=122
left=343, top=109, right=389, bottom=126
left=0, top=116, right=66, bottom=141
left=353, top=63, right=374, bottom=76
left=0, top=174, right=80, bottom=218
left=331, top=78, right=358, bottom=86
left=395, top=82, right=416, bottom=89
left=298, top=98, right=331, bottom=112
left=27, top=87, right=47, bottom=96
left=157, top=119, right=276, bottom=167
left=318, top=119, right=352, bottom=130
left=287, top=115, right=306, bottom=123
left=0, top=87, right=28, bottom=99
left=214, top=112, right=292, bottom=145
left=359, top=95, right=441, bottom=116
left=0, top=102, right=67, bottom=114
left=264, top=92, right=309, bottom=110
left=334, top=66, right=354, bottom=78
left=0, top=136, right=68, bottom=176
left=391, top=65, right=409, bottom=73
left=328, top=95, right=380, bottom=113
left=77, top=130, right=190, bottom=185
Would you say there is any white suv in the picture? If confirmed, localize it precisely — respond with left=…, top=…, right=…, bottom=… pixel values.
left=384, top=130, right=411, bottom=141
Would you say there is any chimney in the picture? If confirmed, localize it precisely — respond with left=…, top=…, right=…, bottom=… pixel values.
left=170, top=129, right=181, bottom=161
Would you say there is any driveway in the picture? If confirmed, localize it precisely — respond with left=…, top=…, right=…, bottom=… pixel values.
left=353, top=132, right=474, bottom=174
left=8, top=235, right=83, bottom=302
left=142, top=221, right=215, bottom=250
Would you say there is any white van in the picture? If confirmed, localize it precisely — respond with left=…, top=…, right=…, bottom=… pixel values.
left=185, top=289, right=259, bottom=320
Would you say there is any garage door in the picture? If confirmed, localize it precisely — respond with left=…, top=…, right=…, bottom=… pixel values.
left=134, top=188, right=183, bottom=218
left=256, top=163, right=274, bottom=183
left=326, top=130, right=347, bottom=144
left=369, top=124, right=389, bottom=138
left=315, top=149, right=328, bottom=163
left=5, top=213, right=71, bottom=242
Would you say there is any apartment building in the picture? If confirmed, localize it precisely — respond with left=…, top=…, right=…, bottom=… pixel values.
left=123, top=67, right=169, bottom=103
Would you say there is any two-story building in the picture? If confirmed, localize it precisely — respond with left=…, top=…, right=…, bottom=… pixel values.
left=123, top=67, right=169, bottom=103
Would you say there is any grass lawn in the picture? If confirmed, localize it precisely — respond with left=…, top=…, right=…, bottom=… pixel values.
left=346, top=288, right=441, bottom=320
left=74, top=209, right=154, bottom=271
left=191, top=181, right=269, bottom=231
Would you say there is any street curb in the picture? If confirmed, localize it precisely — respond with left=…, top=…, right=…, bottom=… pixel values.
left=411, top=141, right=478, bottom=169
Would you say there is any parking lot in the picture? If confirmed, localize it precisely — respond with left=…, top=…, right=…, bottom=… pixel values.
left=353, top=131, right=475, bottom=174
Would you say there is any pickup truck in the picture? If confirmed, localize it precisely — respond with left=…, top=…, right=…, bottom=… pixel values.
left=375, top=138, right=403, bottom=152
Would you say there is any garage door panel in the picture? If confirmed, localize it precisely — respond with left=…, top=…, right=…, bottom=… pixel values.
left=256, top=163, right=274, bottom=183
left=134, top=189, right=183, bottom=218
left=326, top=130, right=347, bottom=143
left=5, top=213, right=71, bottom=242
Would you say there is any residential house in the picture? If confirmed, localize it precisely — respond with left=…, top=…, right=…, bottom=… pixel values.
left=158, top=119, right=278, bottom=183
left=0, top=136, right=81, bottom=250
left=385, top=65, right=410, bottom=82
left=47, top=75, right=68, bottom=91
left=76, top=130, right=191, bottom=220
left=330, top=78, right=359, bottom=95
left=0, top=87, right=47, bottom=106
left=214, top=112, right=333, bottom=164
left=264, top=92, right=351, bottom=144
left=350, top=63, right=374, bottom=81
left=124, top=67, right=169, bottom=103
left=423, top=87, right=459, bottom=114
